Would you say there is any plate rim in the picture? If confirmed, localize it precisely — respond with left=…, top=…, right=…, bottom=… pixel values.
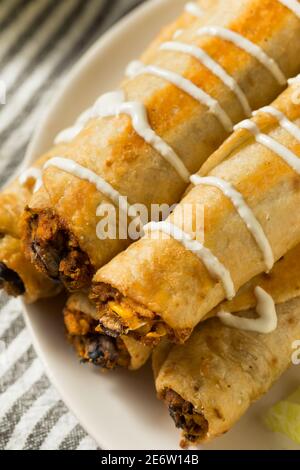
left=18, top=0, right=300, bottom=450
left=21, top=0, right=184, bottom=451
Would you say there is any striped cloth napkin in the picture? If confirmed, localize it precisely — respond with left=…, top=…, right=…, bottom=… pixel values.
left=0, top=0, right=145, bottom=451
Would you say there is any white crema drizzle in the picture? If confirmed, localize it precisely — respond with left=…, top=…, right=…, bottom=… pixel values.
left=288, top=76, right=300, bottom=104
left=126, top=60, right=233, bottom=131
left=56, top=90, right=190, bottom=183
left=19, top=168, right=43, bottom=193
left=44, top=157, right=141, bottom=223
left=21, top=18, right=285, bottom=211
left=190, top=175, right=274, bottom=271
left=161, top=41, right=252, bottom=116
left=277, top=0, right=300, bottom=18
left=173, top=29, right=183, bottom=39
left=197, top=26, right=287, bottom=86
left=234, top=119, right=300, bottom=174
left=18, top=8, right=295, bottom=294
left=288, top=74, right=300, bottom=85
left=144, top=220, right=235, bottom=300
left=218, top=286, right=278, bottom=334
left=184, top=2, right=203, bottom=18
left=212, top=101, right=300, bottom=334
left=253, top=106, right=300, bottom=141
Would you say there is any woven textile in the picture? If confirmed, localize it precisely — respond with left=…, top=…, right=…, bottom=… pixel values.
left=0, top=0, right=145, bottom=450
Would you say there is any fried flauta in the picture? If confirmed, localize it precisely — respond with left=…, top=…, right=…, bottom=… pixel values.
left=153, top=295, right=300, bottom=446
left=64, top=293, right=151, bottom=370
left=0, top=161, right=60, bottom=303
left=23, top=0, right=300, bottom=291
left=65, top=237, right=300, bottom=371
left=92, top=80, right=300, bottom=345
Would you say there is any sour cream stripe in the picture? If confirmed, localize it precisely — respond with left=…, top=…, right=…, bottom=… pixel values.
left=234, top=119, right=300, bottom=174
left=144, top=220, right=235, bottom=300
left=173, top=29, right=183, bottom=39
left=218, top=286, right=278, bottom=334
left=56, top=91, right=190, bottom=182
left=126, top=61, right=233, bottom=132
left=161, top=41, right=252, bottom=116
left=54, top=107, right=92, bottom=143
left=184, top=2, right=203, bottom=18
left=197, top=26, right=286, bottom=86
left=288, top=74, right=300, bottom=85
left=190, top=175, right=274, bottom=271
left=99, top=91, right=191, bottom=181
left=278, top=0, right=300, bottom=18
left=253, top=106, right=300, bottom=141
left=44, top=157, right=141, bottom=220
left=19, top=168, right=43, bottom=193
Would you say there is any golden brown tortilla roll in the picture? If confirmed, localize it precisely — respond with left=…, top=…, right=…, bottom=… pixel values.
left=0, top=160, right=60, bottom=303
left=91, top=80, right=300, bottom=345
left=66, top=239, right=300, bottom=370
left=153, top=295, right=300, bottom=446
left=64, top=293, right=151, bottom=371
left=23, top=0, right=300, bottom=291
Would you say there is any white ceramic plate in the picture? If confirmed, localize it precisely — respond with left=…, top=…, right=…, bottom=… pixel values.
left=22, top=0, right=300, bottom=450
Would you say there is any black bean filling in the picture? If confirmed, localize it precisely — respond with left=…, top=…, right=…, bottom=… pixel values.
left=0, top=262, right=25, bottom=296
left=25, top=208, right=93, bottom=291
left=86, top=334, right=119, bottom=366
left=72, top=333, right=131, bottom=370
left=165, top=390, right=208, bottom=443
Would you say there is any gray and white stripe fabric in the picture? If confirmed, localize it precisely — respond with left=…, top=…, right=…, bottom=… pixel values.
left=0, top=0, right=145, bottom=450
